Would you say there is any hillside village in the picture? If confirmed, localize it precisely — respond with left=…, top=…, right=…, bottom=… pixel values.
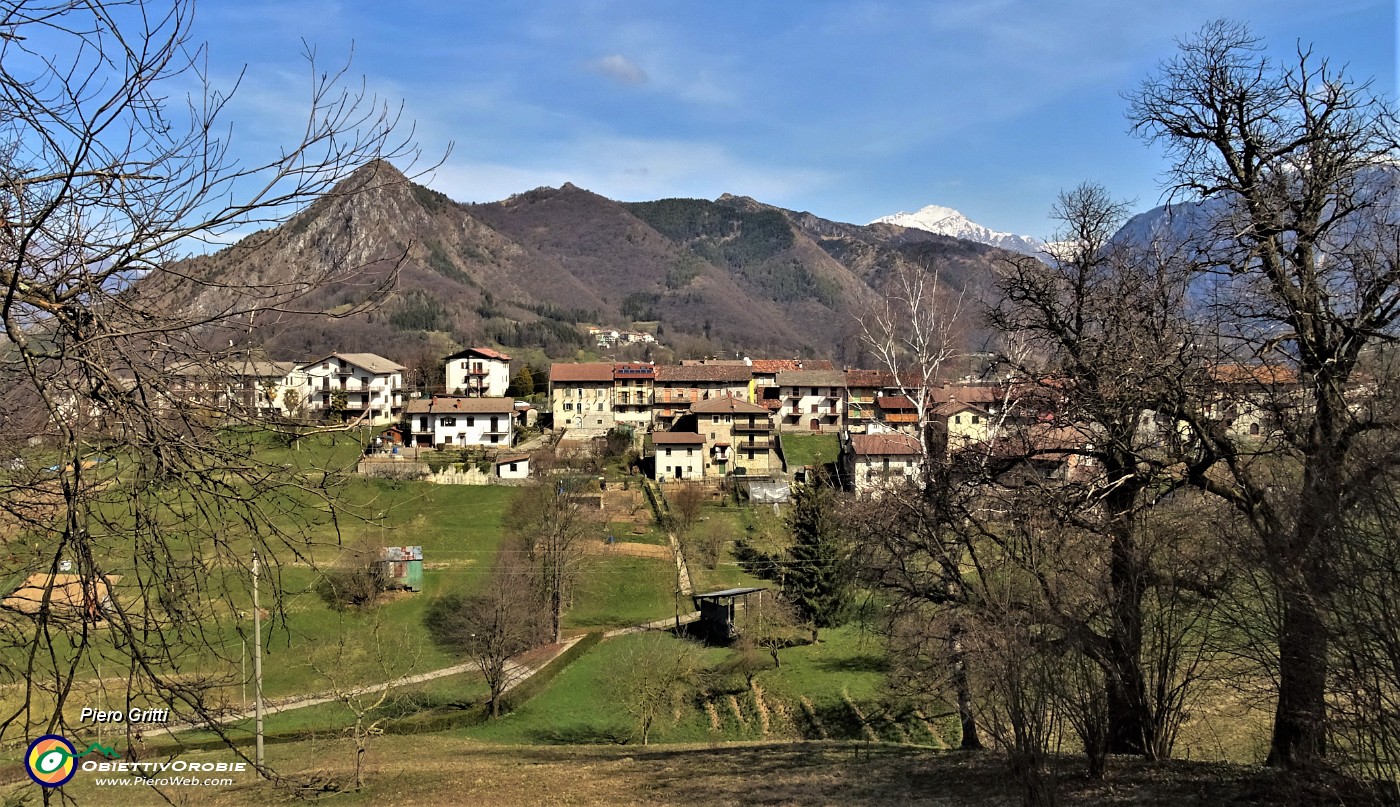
left=177, top=345, right=1296, bottom=496
left=6, top=4, right=1400, bottom=804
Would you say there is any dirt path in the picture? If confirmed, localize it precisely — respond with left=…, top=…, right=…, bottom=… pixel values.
left=158, top=636, right=584, bottom=738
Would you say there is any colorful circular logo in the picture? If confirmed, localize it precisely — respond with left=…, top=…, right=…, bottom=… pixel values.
left=25, top=735, right=77, bottom=788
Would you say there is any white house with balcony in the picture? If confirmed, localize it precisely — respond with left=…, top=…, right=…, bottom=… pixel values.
left=444, top=347, right=512, bottom=397
left=775, top=369, right=846, bottom=433
left=297, top=353, right=405, bottom=424
left=404, top=396, right=515, bottom=448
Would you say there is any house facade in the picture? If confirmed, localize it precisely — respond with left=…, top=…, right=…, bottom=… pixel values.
left=444, top=347, right=512, bottom=397
left=651, top=432, right=705, bottom=480
left=775, top=369, right=846, bottom=433
left=842, top=432, right=924, bottom=494
left=549, top=362, right=617, bottom=431
left=612, top=363, right=656, bottom=430
left=653, top=364, right=752, bottom=427
left=298, top=353, right=405, bottom=424
left=686, top=395, right=779, bottom=477
left=404, top=396, right=515, bottom=447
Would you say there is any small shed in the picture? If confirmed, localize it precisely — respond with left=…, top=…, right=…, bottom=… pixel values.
left=691, top=586, right=766, bottom=642
left=495, top=453, right=531, bottom=479
left=378, top=546, right=423, bottom=592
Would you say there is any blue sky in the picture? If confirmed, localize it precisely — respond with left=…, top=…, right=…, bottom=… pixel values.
left=196, top=0, right=1395, bottom=239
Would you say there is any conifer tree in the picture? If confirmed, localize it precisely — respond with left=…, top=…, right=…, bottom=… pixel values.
left=783, top=476, right=851, bottom=640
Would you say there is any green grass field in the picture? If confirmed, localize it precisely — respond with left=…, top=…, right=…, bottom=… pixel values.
left=778, top=433, right=839, bottom=470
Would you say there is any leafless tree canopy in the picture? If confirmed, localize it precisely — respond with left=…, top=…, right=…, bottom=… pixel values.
left=0, top=0, right=424, bottom=760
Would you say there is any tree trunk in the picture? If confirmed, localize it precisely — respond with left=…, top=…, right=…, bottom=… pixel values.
left=1267, top=591, right=1329, bottom=767
left=951, top=620, right=984, bottom=750
left=1267, top=440, right=1341, bottom=769
left=1104, top=480, right=1154, bottom=757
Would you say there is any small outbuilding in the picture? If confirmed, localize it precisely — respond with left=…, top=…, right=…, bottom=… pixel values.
left=691, top=586, right=766, bottom=642
left=495, top=453, right=531, bottom=479
left=378, top=546, right=423, bottom=592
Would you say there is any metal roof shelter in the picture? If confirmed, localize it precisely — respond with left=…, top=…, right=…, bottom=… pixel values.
left=691, top=586, right=766, bottom=642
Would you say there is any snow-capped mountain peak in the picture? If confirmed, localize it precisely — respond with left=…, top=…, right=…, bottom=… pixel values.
left=872, top=204, right=1044, bottom=256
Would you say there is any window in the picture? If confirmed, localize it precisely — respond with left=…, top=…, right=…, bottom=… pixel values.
left=597, top=402, right=604, bottom=411
left=883, top=457, right=890, bottom=472
left=441, top=417, right=456, bottom=427
left=465, top=416, right=475, bottom=427
left=490, top=434, right=499, bottom=444
left=710, top=432, right=716, bottom=439
left=954, top=415, right=962, bottom=424
left=360, top=376, right=369, bottom=387
left=563, top=402, right=573, bottom=411
left=687, top=447, right=694, bottom=456
left=419, top=417, right=428, bottom=430
left=810, top=404, right=818, bottom=413
left=665, top=448, right=672, bottom=456
left=712, top=415, right=720, bottom=423
left=1250, top=422, right=1261, bottom=435
left=971, top=415, right=981, bottom=424
left=508, top=463, right=517, bottom=473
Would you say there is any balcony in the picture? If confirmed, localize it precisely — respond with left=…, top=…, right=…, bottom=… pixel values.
left=732, top=420, right=774, bottom=433
left=737, top=437, right=773, bottom=449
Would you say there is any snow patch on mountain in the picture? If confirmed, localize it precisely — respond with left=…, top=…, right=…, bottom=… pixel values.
left=872, top=204, right=1044, bottom=256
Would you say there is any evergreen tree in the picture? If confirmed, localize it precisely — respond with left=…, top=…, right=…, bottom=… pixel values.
left=508, top=365, right=535, bottom=398
left=782, top=476, right=851, bottom=640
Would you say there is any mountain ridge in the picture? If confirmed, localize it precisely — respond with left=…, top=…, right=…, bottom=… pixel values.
left=166, top=165, right=1027, bottom=369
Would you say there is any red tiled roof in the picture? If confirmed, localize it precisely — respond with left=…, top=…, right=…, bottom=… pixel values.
left=446, top=347, right=512, bottom=362
left=876, top=395, right=917, bottom=411
left=549, top=362, right=616, bottom=383
left=613, top=362, right=657, bottom=380
left=1208, top=364, right=1297, bottom=385
left=403, top=396, right=516, bottom=414
left=656, top=365, right=752, bottom=383
left=749, top=359, right=835, bottom=373
left=849, top=433, right=923, bottom=456
left=652, top=432, right=706, bottom=445
left=690, top=395, right=768, bottom=415
left=775, top=369, right=847, bottom=387
left=932, top=400, right=989, bottom=417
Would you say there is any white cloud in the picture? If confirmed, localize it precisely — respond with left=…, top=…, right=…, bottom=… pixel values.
left=588, top=54, right=648, bottom=86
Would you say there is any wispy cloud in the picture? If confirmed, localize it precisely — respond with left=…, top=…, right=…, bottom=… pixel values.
left=588, top=54, right=648, bottom=86
left=430, top=136, right=833, bottom=207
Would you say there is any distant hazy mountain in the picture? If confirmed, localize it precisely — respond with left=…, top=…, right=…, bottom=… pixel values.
left=872, top=204, right=1044, bottom=257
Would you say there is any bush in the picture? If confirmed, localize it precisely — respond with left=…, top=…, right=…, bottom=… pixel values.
left=316, top=542, right=387, bottom=610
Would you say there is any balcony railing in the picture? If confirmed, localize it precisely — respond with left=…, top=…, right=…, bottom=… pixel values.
left=732, top=420, right=774, bottom=432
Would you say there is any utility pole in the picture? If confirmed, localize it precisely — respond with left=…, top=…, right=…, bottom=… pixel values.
left=252, top=550, right=265, bottom=771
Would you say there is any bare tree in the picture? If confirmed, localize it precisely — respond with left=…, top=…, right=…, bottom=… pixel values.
left=1129, top=20, right=1400, bottom=768
left=309, top=615, right=423, bottom=792
left=0, top=0, right=424, bottom=762
left=505, top=478, right=594, bottom=643
left=610, top=633, right=705, bottom=746
left=423, top=553, right=546, bottom=717
left=987, top=183, right=1209, bottom=757
left=856, top=259, right=987, bottom=749
left=860, top=261, right=966, bottom=454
